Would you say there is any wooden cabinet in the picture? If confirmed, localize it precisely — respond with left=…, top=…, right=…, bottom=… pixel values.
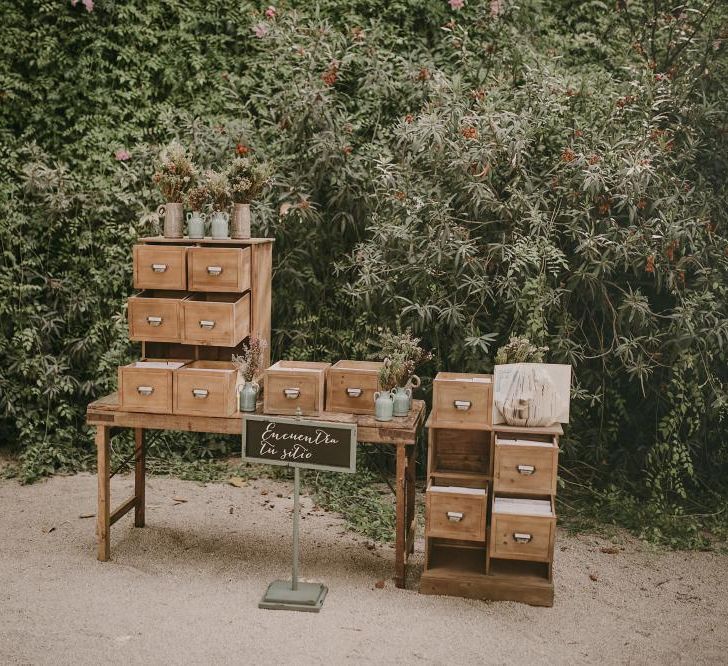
left=121, top=238, right=273, bottom=415
left=420, top=371, right=562, bottom=607
left=325, top=360, right=382, bottom=415
left=264, top=360, right=330, bottom=416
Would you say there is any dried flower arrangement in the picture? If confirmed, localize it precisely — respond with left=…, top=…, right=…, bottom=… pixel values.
left=378, top=329, right=433, bottom=385
left=494, top=336, right=548, bottom=365
left=378, top=354, right=409, bottom=392
left=152, top=140, right=197, bottom=202
left=232, top=337, right=268, bottom=382
left=205, top=169, right=231, bottom=212
left=227, top=157, right=273, bottom=204
left=185, top=184, right=210, bottom=212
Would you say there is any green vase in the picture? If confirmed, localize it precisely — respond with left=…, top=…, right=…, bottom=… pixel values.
left=239, top=381, right=259, bottom=413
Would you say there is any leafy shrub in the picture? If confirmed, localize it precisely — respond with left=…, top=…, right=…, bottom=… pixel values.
left=0, top=1, right=726, bottom=544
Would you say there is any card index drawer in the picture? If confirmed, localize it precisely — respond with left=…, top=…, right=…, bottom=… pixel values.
left=489, top=496, right=555, bottom=563
left=187, top=247, right=251, bottom=293
left=128, top=290, right=186, bottom=343
left=133, top=245, right=187, bottom=291
left=182, top=292, right=250, bottom=347
left=118, top=359, right=190, bottom=414
left=494, top=435, right=558, bottom=495
left=426, top=485, right=487, bottom=542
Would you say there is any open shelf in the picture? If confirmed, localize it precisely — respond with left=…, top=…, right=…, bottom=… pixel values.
left=488, top=558, right=551, bottom=584
left=427, top=542, right=487, bottom=577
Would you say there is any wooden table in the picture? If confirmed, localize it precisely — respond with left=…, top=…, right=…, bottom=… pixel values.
left=87, top=395, right=426, bottom=588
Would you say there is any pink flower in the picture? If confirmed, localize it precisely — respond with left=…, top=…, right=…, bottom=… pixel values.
left=114, top=148, right=131, bottom=161
left=83, top=0, right=94, bottom=11
left=449, top=0, right=464, bottom=9
left=253, top=23, right=269, bottom=38
left=265, top=6, right=276, bottom=18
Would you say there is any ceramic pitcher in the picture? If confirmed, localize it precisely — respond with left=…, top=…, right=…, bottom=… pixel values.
left=157, top=203, right=184, bottom=238
left=373, top=391, right=394, bottom=422
left=187, top=211, right=206, bottom=239
left=239, top=381, right=259, bottom=413
left=231, top=203, right=251, bottom=239
left=391, top=387, right=412, bottom=417
left=210, top=211, right=230, bottom=239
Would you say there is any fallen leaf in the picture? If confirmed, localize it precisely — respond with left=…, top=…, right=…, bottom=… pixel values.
left=172, top=497, right=188, bottom=503
left=261, top=490, right=268, bottom=496
left=365, top=542, right=376, bottom=551
left=589, top=573, right=598, bottom=582
left=228, top=477, right=245, bottom=488
left=47, top=526, right=56, bottom=534
left=374, top=580, right=385, bottom=589
left=276, top=493, right=283, bottom=498
left=79, top=513, right=96, bottom=519
left=229, top=506, right=234, bottom=514
left=600, top=547, right=619, bottom=554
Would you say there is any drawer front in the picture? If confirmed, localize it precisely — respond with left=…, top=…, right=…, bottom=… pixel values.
left=265, top=374, right=320, bottom=415
left=494, top=445, right=557, bottom=495
left=128, top=296, right=182, bottom=342
left=187, top=247, right=251, bottom=292
left=326, top=371, right=379, bottom=415
left=182, top=301, right=235, bottom=346
left=119, top=368, right=173, bottom=414
left=133, top=245, right=187, bottom=290
left=490, top=514, right=553, bottom=562
left=174, top=371, right=235, bottom=417
left=433, top=381, right=492, bottom=426
left=426, top=491, right=486, bottom=542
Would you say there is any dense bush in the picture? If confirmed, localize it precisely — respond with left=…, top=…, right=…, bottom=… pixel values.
left=1, top=1, right=726, bottom=544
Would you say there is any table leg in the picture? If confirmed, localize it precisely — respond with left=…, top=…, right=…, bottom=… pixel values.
left=134, top=428, right=145, bottom=527
left=406, top=443, right=416, bottom=556
left=394, top=443, right=406, bottom=588
left=96, top=425, right=110, bottom=561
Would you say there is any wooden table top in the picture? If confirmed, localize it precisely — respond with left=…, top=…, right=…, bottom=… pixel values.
left=87, top=393, right=426, bottom=445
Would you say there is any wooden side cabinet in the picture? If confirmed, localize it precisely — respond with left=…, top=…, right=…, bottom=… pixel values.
left=420, top=371, right=562, bottom=607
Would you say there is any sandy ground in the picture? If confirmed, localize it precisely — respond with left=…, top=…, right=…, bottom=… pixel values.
left=0, top=474, right=726, bottom=665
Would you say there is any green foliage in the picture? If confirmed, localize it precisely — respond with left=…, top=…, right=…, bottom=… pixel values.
left=495, top=336, right=549, bottom=365
left=1, top=0, right=727, bottom=545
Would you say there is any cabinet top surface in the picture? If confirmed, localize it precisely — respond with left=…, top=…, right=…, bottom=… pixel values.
left=139, top=236, right=275, bottom=246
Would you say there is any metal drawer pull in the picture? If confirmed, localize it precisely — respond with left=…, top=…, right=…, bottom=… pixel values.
left=207, top=265, right=223, bottom=276
left=192, top=388, right=209, bottom=399
left=284, top=388, right=301, bottom=399
left=513, top=532, right=532, bottom=544
left=146, top=316, right=162, bottom=327
left=151, top=263, right=168, bottom=273
left=454, top=400, right=471, bottom=411
left=137, top=386, right=154, bottom=396
left=199, top=320, right=215, bottom=330
left=517, top=464, right=536, bottom=475
left=447, top=511, right=464, bottom=522
left=346, top=387, right=363, bottom=398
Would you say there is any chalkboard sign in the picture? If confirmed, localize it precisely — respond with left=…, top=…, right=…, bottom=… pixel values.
left=243, top=414, right=357, bottom=473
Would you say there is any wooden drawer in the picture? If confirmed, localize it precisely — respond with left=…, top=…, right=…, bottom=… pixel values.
left=118, top=360, right=190, bottom=414
left=128, top=290, right=186, bottom=343
left=426, top=485, right=487, bottom=542
left=187, top=247, right=251, bottom=292
left=173, top=361, right=238, bottom=417
left=432, top=372, right=493, bottom=427
left=264, top=360, right=330, bottom=416
left=182, top=293, right=250, bottom=347
left=494, top=436, right=558, bottom=495
left=489, top=496, right=555, bottom=563
left=326, top=360, right=382, bottom=415
left=133, top=245, right=187, bottom=291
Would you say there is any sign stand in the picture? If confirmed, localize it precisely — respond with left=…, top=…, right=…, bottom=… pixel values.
left=245, top=410, right=356, bottom=613
left=258, top=467, right=328, bottom=612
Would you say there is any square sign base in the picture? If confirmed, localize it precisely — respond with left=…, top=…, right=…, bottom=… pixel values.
left=259, top=580, right=328, bottom=613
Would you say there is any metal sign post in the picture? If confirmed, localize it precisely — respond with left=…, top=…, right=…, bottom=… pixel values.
left=242, top=411, right=357, bottom=613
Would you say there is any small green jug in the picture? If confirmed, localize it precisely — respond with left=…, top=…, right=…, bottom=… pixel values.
left=373, top=391, right=394, bottom=421
left=239, top=381, right=259, bottom=413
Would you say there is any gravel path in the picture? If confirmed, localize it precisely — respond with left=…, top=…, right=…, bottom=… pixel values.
left=1, top=474, right=726, bottom=665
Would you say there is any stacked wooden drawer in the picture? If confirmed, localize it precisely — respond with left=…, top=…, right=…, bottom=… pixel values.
left=119, top=238, right=272, bottom=417
left=420, top=371, right=561, bottom=607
